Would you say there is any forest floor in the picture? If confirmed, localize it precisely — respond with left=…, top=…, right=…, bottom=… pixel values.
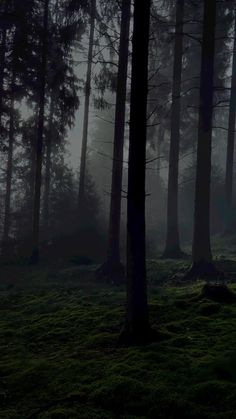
left=1, top=249, right=236, bottom=418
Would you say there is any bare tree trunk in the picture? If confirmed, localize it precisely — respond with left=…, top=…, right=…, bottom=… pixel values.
left=224, top=13, right=236, bottom=234
left=0, top=1, right=7, bottom=124
left=0, top=27, right=6, bottom=124
left=30, top=0, right=49, bottom=264
left=43, top=94, right=55, bottom=238
left=97, top=0, right=131, bottom=282
left=163, top=0, right=185, bottom=259
left=22, top=109, right=39, bottom=244
left=2, top=72, right=15, bottom=256
left=121, top=0, right=152, bottom=344
left=78, top=0, right=96, bottom=218
left=188, top=0, right=217, bottom=278
left=157, top=125, right=164, bottom=175
left=29, top=108, right=39, bottom=202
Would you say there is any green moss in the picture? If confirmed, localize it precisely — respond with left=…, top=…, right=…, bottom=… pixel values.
left=198, top=301, right=221, bottom=316
left=190, top=380, right=235, bottom=409
left=1, top=260, right=236, bottom=418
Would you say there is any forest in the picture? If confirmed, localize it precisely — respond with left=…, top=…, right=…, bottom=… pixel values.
left=1, top=0, right=236, bottom=417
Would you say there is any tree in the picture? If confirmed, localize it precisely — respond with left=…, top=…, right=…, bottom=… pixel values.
left=1, top=52, right=16, bottom=256
left=187, top=0, right=218, bottom=278
left=1, top=0, right=30, bottom=256
left=42, top=27, right=79, bottom=239
left=0, top=1, right=7, bottom=127
left=97, top=0, right=131, bottom=282
left=43, top=93, right=55, bottom=236
left=162, top=0, right=185, bottom=259
left=30, top=0, right=50, bottom=264
left=0, top=0, right=82, bottom=260
left=224, top=12, right=236, bottom=234
left=121, top=0, right=153, bottom=344
left=78, top=0, right=96, bottom=219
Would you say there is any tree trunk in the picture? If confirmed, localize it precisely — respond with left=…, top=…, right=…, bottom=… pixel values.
left=122, top=0, right=152, bottom=344
left=163, top=0, right=185, bottom=259
left=0, top=27, right=6, bottom=124
left=2, top=72, right=15, bottom=256
left=2, top=24, right=18, bottom=257
left=78, top=0, right=96, bottom=218
left=224, top=13, right=236, bottom=234
left=30, top=0, right=49, bottom=264
left=190, top=0, right=217, bottom=278
left=26, top=108, right=39, bottom=237
left=97, top=0, right=131, bottom=281
left=29, top=108, right=39, bottom=202
left=0, top=1, right=7, bottom=125
left=157, top=125, right=164, bottom=175
left=43, top=94, right=55, bottom=238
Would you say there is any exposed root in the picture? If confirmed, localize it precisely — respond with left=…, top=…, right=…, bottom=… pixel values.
left=183, top=260, right=224, bottom=281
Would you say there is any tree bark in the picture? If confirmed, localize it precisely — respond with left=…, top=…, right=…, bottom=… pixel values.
left=123, top=0, right=151, bottom=344
left=30, top=0, right=49, bottom=264
left=2, top=71, right=15, bottom=256
left=97, top=0, right=131, bottom=281
left=78, top=0, right=96, bottom=217
left=157, top=125, right=164, bottom=175
left=190, top=0, right=217, bottom=277
left=0, top=1, right=7, bottom=125
left=224, top=13, right=236, bottom=234
left=0, top=27, right=6, bottom=124
left=163, top=0, right=185, bottom=259
left=29, top=108, right=39, bottom=202
left=43, top=94, right=55, bottom=238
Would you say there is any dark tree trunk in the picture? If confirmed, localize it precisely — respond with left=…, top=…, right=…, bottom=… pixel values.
left=224, top=14, right=236, bottom=234
left=30, top=0, right=49, bottom=264
left=26, top=108, right=39, bottom=237
left=0, top=1, right=7, bottom=124
left=97, top=0, right=131, bottom=281
left=43, top=94, right=55, bottom=238
left=157, top=126, right=164, bottom=174
left=0, top=27, right=6, bottom=124
left=189, top=0, right=217, bottom=278
left=78, top=0, right=96, bottom=217
left=163, top=0, right=185, bottom=259
left=122, top=0, right=152, bottom=344
left=29, top=108, right=39, bottom=202
left=2, top=72, right=15, bottom=256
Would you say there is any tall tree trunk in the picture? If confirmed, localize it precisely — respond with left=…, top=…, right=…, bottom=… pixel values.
left=29, top=108, right=39, bottom=202
left=78, top=0, right=96, bottom=218
left=224, top=13, right=236, bottom=234
left=122, top=0, right=152, bottom=344
left=23, top=110, right=39, bottom=242
left=189, top=0, right=217, bottom=277
left=27, top=108, right=39, bottom=234
left=157, top=125, right=164, bottom=175
left=0, top=27, right=6, bottom=124
left=2, top=72, right=15, bottom=256
left=43, top=94, right=55, bottom=238
left=30, top=0, right=49, bottom=264
left=0, top=1, right=7, bottom=125
left=97, top=0, right=131, bottom=281
left=163, top=0, right=184, bottom=259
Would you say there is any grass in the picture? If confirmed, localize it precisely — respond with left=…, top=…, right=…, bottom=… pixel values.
left=0, top=258, right=236, bottom=418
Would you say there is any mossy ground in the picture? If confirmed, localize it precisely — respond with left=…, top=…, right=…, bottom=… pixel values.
left=1, top=256, right=236, bottom=418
